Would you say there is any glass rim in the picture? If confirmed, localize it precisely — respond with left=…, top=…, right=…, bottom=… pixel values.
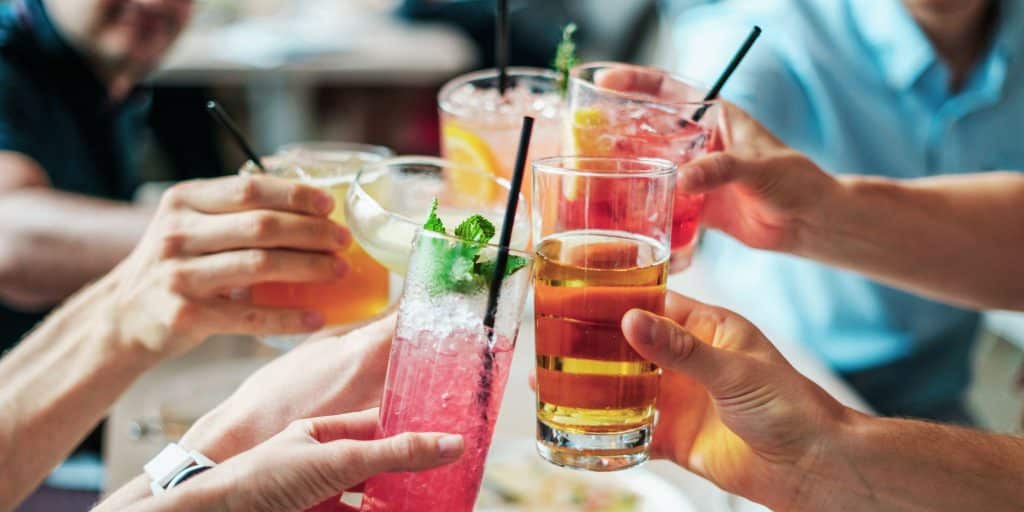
left=570, top=61, right=716, bottom=108
left=438, top=66, right=560, bottom=115
left=277, top=141, right=395, bottom=159
left=413, top=227, right=534, bottom=260
left=532, top=156, right=678, bottom=179
left=240, top=148, right=388, bottom=187
left=350, top=155, right=527, bottom=232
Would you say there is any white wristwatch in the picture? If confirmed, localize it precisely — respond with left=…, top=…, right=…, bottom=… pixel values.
left=144, top=443, right=216, bottom=496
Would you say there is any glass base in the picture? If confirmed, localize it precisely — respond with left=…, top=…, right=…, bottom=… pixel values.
left=535, top=420, right=650, bottom=472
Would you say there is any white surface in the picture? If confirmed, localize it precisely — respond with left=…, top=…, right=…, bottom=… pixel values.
left=984, top=311, right=1024, bottom=350
left=482, top=441, right=698, bottom=512
left=493, top=259, right=871, bottom=512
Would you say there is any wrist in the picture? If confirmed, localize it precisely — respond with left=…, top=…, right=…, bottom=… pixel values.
left=178, top=402, right=254, bottom=463
left=788, top=174, right=857, bottom=260
left=787, top=408, right=876, bottom=511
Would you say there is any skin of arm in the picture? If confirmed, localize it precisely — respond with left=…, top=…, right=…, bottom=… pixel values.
left=112, top=411, right=463, bottom=512
left=677, top=102, right=1024, bottom=311
left=96, top=317, right=396, bottom=510
left=0, top=176, right=347, bottom=509
left=0, top=151, right=151, bottom=310
left=618, top=292, right=1024, bottom=511
left=0, top=276, right=155, bottom=509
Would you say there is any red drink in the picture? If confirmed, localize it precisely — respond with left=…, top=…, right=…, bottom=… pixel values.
left=566, top=62, right=719, bottom=272
left=360, top=329, right=514, bottom=511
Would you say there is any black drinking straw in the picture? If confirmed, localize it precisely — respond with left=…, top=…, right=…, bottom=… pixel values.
left=476, top=116, right=533, bottom=421
left=496, top=0, right=510, bottom=96
left=206, top=100, right=267, bottom=173
left=483, top=115, right=533, bottom=336
left=688, top=26, right=762, bottom=123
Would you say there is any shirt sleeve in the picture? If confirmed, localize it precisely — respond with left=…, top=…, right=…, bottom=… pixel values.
left=669, top=4, right=819, bottom=148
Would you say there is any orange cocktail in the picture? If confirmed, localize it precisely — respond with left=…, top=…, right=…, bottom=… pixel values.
left=246, top=144, right=392, bottom=348
left=438, top=67, right=563, bottom=205
left=532, top=157, right=676, bottom=471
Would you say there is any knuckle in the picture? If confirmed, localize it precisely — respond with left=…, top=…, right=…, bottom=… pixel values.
left=161, top=182, right=191, bottom=209
left=246, top=250, right=276, bottom=274
left=251, top=212, right=281, bottom=238
left=390, top=433, right=420, bottom=462
left=159, top=231, right=188, bottom=258
left=235, top=177, right=262, bottom=206
left=170, top=300, right=201, bottom=330
left=287, top=185, right=308, bottom=212
left=166, top=266, right=192, bottom=294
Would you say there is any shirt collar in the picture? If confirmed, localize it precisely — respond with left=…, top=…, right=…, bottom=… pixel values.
left=847, top=0, right=936, bottom=91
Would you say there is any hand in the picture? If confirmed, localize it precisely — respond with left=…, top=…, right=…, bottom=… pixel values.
left=620, top=291, right=854, bottom=510
left=676, top=102, right=841, bottom=252
left=595, top=65, right=840, bottom=252
left=151, top=410, right=463, bottom=512
left=106, top=176, right=349, bottom=360
left=180, top=315, right=396, bottom=462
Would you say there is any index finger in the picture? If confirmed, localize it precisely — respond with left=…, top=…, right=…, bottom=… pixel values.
left=164, top=176, right=334, bottom=216
left=594, top=66, right=666, bottom=96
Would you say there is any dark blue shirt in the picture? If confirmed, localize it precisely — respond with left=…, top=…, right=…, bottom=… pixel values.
left=0, top=0, right=152, bottom=354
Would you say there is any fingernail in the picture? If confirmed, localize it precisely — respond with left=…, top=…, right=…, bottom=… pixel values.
left=336, top=226, right=351, bottom=246
left=315, top=194, right=334, bottom=215
left=303, top=311, right=325, bottom=329
left=438, top=435, right=463, bottom=459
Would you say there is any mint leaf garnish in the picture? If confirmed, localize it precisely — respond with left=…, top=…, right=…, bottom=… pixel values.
left=553, top=22, right=578, bottom=96
left=418, top=198, right=529, bottom=295
left=454, top=215, right=496, bottom=244
left=476, top=254, right=529, bottom=281
left=423, top=198, right=446, bottom=234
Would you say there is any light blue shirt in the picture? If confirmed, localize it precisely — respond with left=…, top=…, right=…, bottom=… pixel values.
left=671, top=0, right=1024, bottom=418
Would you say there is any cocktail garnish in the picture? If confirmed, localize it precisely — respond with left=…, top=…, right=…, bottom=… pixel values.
left=420, top=198, right=527, bottom=295
left=553, top=23, right=578, bottom=96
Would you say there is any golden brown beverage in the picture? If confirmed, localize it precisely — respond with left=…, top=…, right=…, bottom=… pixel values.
left=251, top=178, right=390, bottom=327
left=534, top=230, right=667, bottom=470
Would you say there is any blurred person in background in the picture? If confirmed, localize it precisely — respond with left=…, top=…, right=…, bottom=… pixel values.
left=668, top=0, right=1023, bottom=423
left=0, top=0, right=222, bottom=498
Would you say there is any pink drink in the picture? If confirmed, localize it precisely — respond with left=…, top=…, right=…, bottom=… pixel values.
left=359, top=228, right=533, bottom=512
left=567, top=63, right=719, bottom=272
left=360, top=329, right=514, bottom=511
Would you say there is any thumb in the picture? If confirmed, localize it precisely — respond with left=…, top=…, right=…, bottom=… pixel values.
left=622, top=309, right=752, bottom=397
left=330, top=432, right=464, bottom=482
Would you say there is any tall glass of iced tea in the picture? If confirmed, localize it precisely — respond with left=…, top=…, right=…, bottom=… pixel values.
left=532, top=156, right=676, bottom=471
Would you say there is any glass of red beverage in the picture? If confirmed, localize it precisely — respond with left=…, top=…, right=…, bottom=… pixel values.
left=565, top=62, right=719, bottom=272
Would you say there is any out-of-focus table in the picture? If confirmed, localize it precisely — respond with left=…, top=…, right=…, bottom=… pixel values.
left=152, top=7, right=476, bottom=150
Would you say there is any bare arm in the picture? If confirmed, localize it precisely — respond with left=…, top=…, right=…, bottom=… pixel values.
left=0, top=152, right=151, bottom=310
left=800, top=414, right=1024, bottom=511
left=796, top=172, right=1024, bottom=311
left=0, top=176, right=347, bottom=509
left=619, top=291, right=1024, bottom=511
left=678, top=104, right=1024, bottom=311
left=0, top=276, right=155, bottom=509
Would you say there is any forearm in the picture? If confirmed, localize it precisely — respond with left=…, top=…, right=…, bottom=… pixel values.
left=0, top=276, right=158, bottom=509
left=0, top=188, right=151, bottom=309
left=118, top=471, right=228, bottom=512
left=794, top=172, right=1024, bottom=311
left=794, top=412, right=1024, bottom=511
